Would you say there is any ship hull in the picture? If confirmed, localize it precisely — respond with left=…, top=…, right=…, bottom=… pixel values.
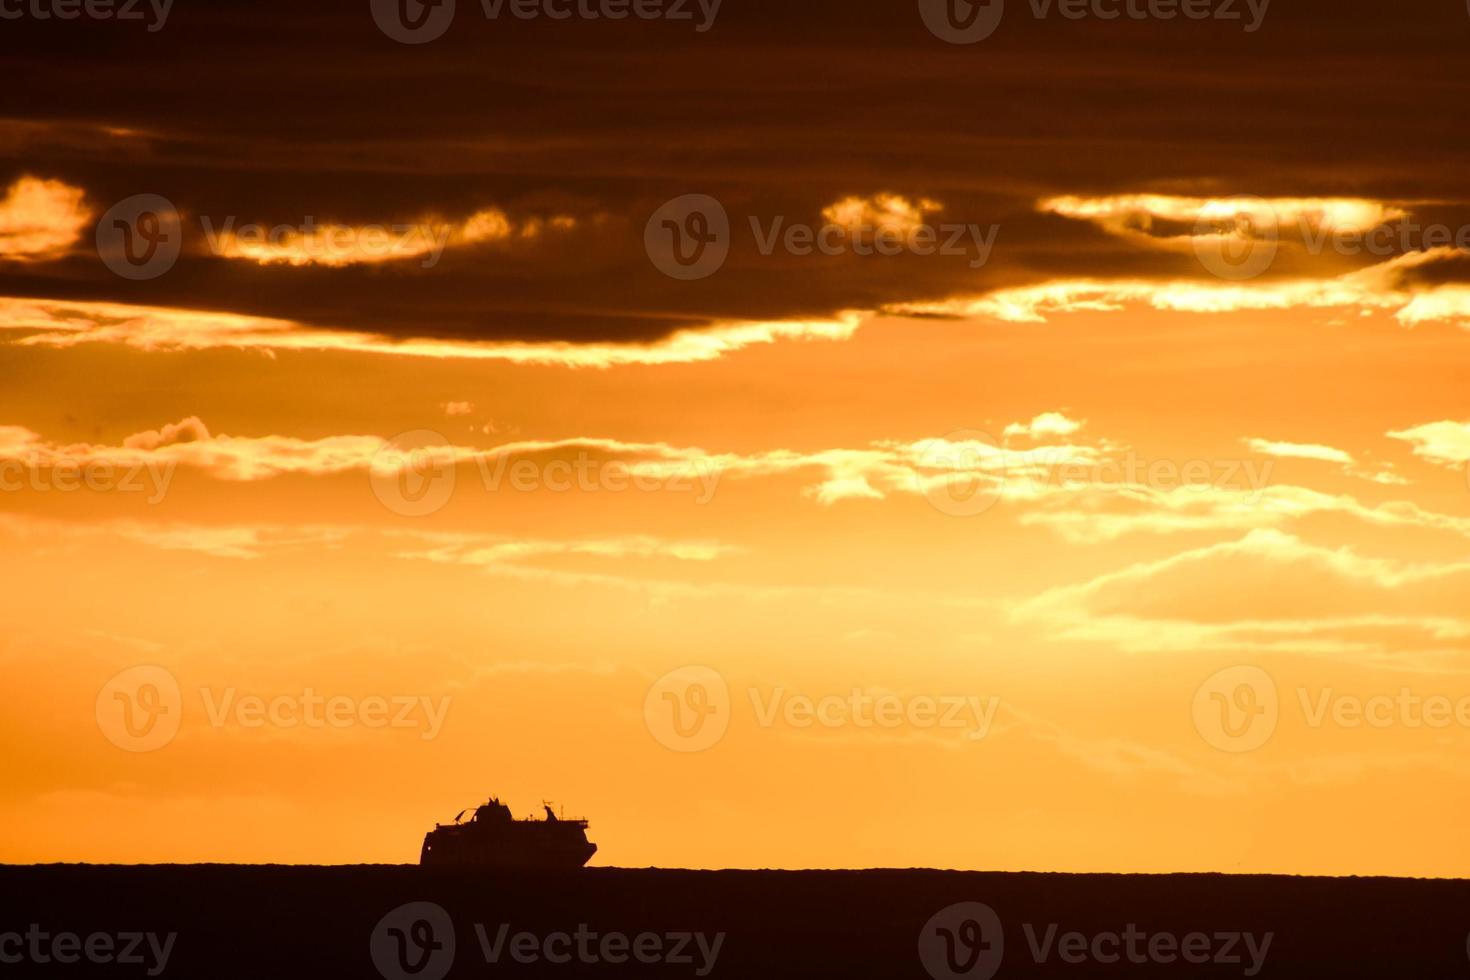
left=419, top=828, right=597, bottom=869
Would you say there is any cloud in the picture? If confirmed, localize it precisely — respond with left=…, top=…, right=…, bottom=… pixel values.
left=3, top=0, right=1469, bottom=363
left=1019, top=481, right=1470, bottom=544
left=0, top=415, right=1091, bottom=512
left=122, top=416, right=213, bottom=451
left=0, top=513, right=352, bottom=560
left=1004, top=703, right=1231, bottom=796
left=1388, top=421, right=1470, bottom=467
left=1019, top=529, right=1470, bottom=666
left=1243, top=437, right=1414, bottom=487
left=0, top=296, right=866, bottom=368
left=1039, top=193, right=1404, bottom=248
left=0, top=416, right=383, bottom=481
left=5, top=418, right=1467, bottom=554
left=885, top=249, right=1470, bottom=327
left=441, top=402, right=474, bottom=417
left=1032, top=528, right=1470, bottom=617
left=0, top=512, right=732, bottom=569
left=1395, top=287, right=1470, bottom=329
left=0, top=176, right=90, bottom=261
left=804, top=474, right=885, bottom=505
left=1244, top=438, right=1354, bottom=465
left=392, top=532, right=739, bottom=567
left=207, top=208, right=575, bottom=268
left=1005, top=412, right=1085, bottom=440
left=821, top=194, right=943, bottom=236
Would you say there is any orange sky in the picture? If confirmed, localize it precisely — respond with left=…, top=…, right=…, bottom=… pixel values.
left=3, top=0, right=1470, bottom=876
left=3, top=294, right=1469, bottom=874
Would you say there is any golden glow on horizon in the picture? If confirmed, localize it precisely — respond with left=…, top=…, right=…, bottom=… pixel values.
left=3, top=178, right=1470, bottom=877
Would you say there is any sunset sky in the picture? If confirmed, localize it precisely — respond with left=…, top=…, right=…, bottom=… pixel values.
left=3, top=0, right=1470, bottom=876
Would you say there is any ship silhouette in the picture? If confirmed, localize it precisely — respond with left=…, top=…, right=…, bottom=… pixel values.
left=419, top=796, right=597, bottom=869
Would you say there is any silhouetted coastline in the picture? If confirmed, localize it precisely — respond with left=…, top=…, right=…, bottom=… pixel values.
left=2, top=865, right=1467, bottom=977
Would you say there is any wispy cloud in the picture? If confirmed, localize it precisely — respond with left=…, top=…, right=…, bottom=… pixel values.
left=1244, top=438, right=1354, bottom=466
left=886, top=249, right=1470, bottom=328
left=0, top=296, right=866, bottom=368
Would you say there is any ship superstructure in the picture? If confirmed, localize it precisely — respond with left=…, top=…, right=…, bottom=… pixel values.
left=419, top=797, right=596, bottom=869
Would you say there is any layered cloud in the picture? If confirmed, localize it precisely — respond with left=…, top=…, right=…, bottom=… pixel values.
left=1, top=170, right=1465, bottom=364
left=0, top=0, right=1467, bottom=363
left=10, top=239, right=1464, bottom=369
left=5, top=415, right=1467, bottom=553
